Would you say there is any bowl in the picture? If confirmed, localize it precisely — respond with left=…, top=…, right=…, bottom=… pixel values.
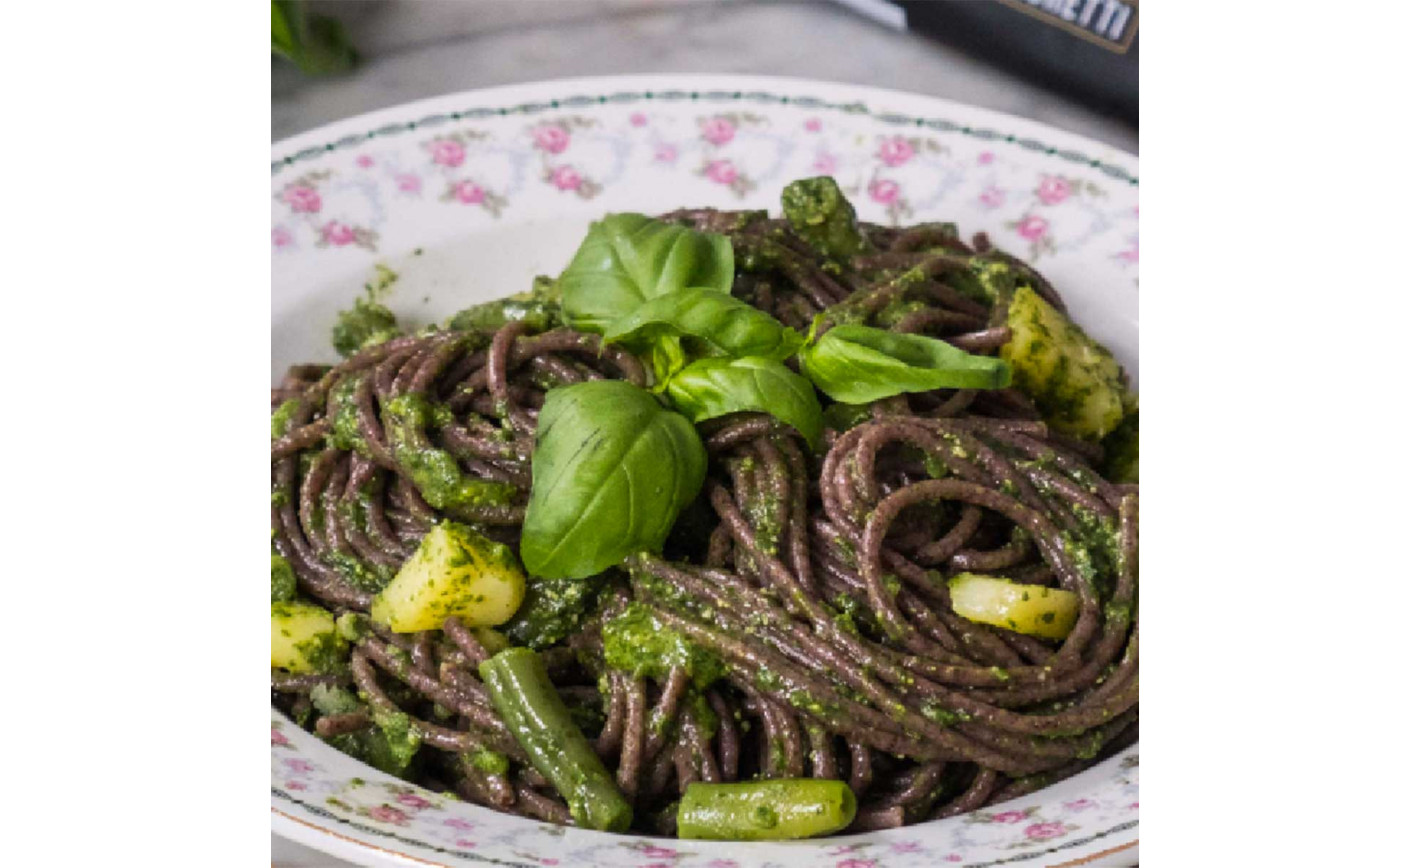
left=272, top=74, right=1138, bottom=868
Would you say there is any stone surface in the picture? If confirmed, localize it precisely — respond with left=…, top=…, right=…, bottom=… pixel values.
left=273, top=0, right=1137, bottom=152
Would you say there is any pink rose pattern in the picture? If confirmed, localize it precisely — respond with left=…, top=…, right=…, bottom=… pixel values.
left=1016, top=214, right=1049, bottom=241
left=540, top=164, right=601, bottom=199
left=868, top=178, right=899, bottom=205
left=428, top=138, right=465, bottom=168
left=979, top=185, right=1005, bottom=209
left=1037, top=175, right=1072, bottom=205
left=282, top=184, right=321, bottom=214
left=700, top=159, right=755, bottom=196
left=991, top=810, right=1028, bottom=824
left=700, top=116, right=736, bottom=145
left=1024, top=821, right=1071, bottom=841
left=654, top=143, right=678, bottom=163
left=551, top=165, right=581, bottom=191
left=454, top=180, right=485, bottom=204
left=705, top=160, right=737, bottom=185
left=276, top=171, right=379, bottom=250
left=532, top=123, right=571, bottom=154
left=877, top=135, right=915, bottom=167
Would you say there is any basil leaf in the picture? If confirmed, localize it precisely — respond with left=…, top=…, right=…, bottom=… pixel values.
left=644, top=335, right=687, bottom=392
left=521, top=381, right=707, bottom=579
left=665, top=357, right=823, bottom=450
left=558, top=214, right=734, bottom=334
left=603, top=286, right=804, bottom=362
left=799, top=324, right=1012, bottom=403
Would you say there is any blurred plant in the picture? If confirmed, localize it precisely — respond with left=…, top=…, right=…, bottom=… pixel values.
left=272, top=1, right=358, bottom=75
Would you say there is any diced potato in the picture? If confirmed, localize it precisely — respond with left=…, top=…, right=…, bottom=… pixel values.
left=371, top=521, right=526, bottom=633
left=272, top=601, right=346, bottom=672
left=1001, top=286, right=1127, bottom=440
left=947, top=573, right=1079, bottom=640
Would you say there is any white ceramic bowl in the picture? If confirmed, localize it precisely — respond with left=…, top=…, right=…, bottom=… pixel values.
left=272, top=74, right=1138, bottom=868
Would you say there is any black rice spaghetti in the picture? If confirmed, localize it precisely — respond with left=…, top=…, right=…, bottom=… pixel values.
left=271, top=184, right=1137, bottom=837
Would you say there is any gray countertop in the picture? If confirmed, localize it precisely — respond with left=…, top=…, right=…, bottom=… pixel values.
left=272, top=3, right=1133, bottom=864
left=273, top=0, right=1136, bottom=153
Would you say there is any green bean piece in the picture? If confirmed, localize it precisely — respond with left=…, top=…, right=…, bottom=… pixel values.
left=676, top=779, right=857, bottom=840
left=478, top=647, right=633, bottom=832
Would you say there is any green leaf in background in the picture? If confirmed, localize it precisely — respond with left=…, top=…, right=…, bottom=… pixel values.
left=666, top=356, right=823, bottom=450
left=603, top=286, right=804, bottom=362
left=558, top=214, right=734, bottom=334
left=272, top=1, right=358, bottom=76
left=799, top=324, right=1011, bottom=404
left=781, top=176, right=871, bottom=261
left=520, top=381, right=707, bottom=580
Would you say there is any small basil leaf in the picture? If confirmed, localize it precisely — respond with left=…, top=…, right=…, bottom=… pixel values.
left=645, top=335, right=687, bottom=392
left=602, top=286, right=804, bottom=362
left=799, top=324, right=1012, bottom=403
left=781, top=176, right=870, bottom=261
left=521, top=381, right=707, bottom=579
left=666, top=357, right=823, bottom=451
left=558, top=214, right=734, bottom=333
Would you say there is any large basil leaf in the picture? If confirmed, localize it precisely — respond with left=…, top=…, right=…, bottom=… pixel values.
left=602, top=286, right=804, bottom=362
left=521, top=381, right=707, bottom=579
left=558, top=214, right=734, bottom=334
left=799, top=324, right=1012, bottom=403
left=665, top=357, right=823, bottom=450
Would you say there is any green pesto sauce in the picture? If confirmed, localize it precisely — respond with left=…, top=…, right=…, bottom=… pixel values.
left=780, top=176, right=870, bottom=261
left=324, top=706, right=423, bottom=778
left=875, top=297, right=929, bottom=328
left=336, top=611, right=372, bottom=643
left=382, top=394, right=516, bottom=517
left=949, top=256, right=1017, bottom=305
left=688, top=692, right=719, bottom=740
left=310, top=683, right=362, bottom=717
left=469, top=748, right=510, bottom=775
left=321, top=548, right=394, bottom=594
left=502, top=573, right=605, bottom=650
left=742, top=486, right=785, bottom=557
left=601, top=602, right=726, bottom=689
left=754, top=667, right=785, bottom=692
left=822, top=402, right=873, bottom=433
left=1101, top=409, right=1139, bottom=484
left=271, top=553, right=297, bottom=602
left=447, top=274, right=562, bottom=333
left=332, top=296, right=400, bottom=358
left=327, top=376, right=370, bottom=454
left=271, top=398, right=300, bottom=440
left=1002, top=286, right=1127, bottom=440
left=288, top=626, right=349, bottom=674
left=920, top=703, right=973, bottom=727
left=786, top=688, right=841, bottom=719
